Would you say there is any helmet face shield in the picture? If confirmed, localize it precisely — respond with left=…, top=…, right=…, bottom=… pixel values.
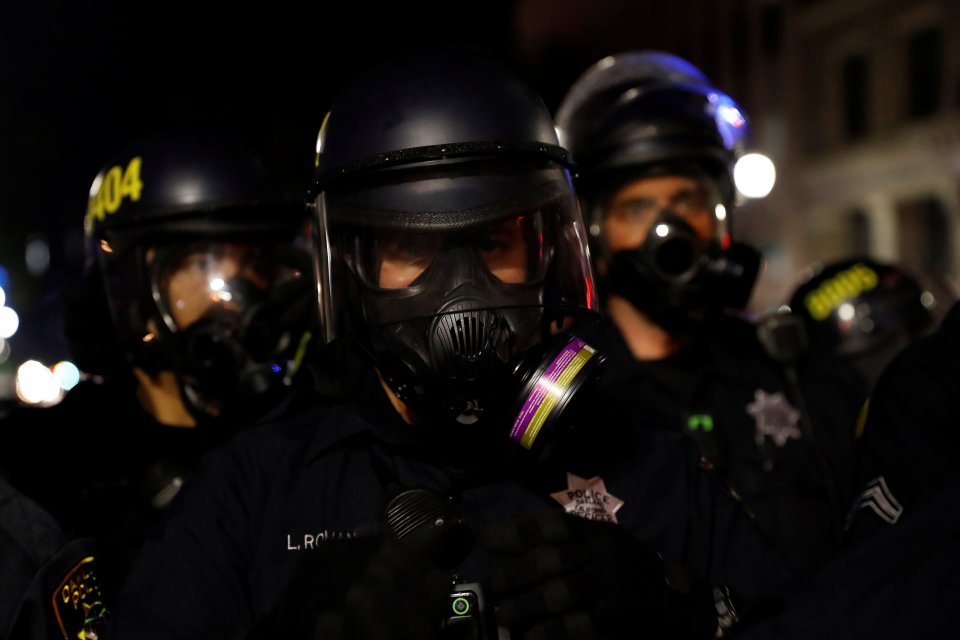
left=316, top=159, right=597, bottom=341
left=555, top=50, right=750, bottom=206
left=595, top=171, right=758, bottom=328
left=598, top=171, right=729, bottom=256
left=150, top=239, right=306, bottom=336
left=95, top=222, right=313, bottom=412
left=345, top=212, right=547, bottom=293
left=312, top=156, right=598, bottom=426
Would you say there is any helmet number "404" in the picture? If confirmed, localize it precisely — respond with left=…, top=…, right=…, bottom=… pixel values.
left=86, top=156, right=144, bottom=225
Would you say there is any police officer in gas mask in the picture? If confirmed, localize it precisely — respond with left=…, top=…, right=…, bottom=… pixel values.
left=555, top=51, right=759, bottom=345
left=110, top=52, right=794, bottom=640
left=85, top=131, right=314, bottom=423
left=557, top=51, right=866, bottom=574
left=0, top=130, right=314, bottom=601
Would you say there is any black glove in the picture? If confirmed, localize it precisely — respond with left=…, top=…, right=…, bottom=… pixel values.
left=312, top=532, right=454, bottom=639
left=248, top=532, right=452, bottom=640
left=479, top=509, right=717, bottom=640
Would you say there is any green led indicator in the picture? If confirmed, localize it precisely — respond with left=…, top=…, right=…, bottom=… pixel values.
left=451, top=597, right=471, bottom=615
left=687, top=414, right=714, bottom=433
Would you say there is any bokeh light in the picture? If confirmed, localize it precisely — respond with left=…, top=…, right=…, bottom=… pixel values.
left=734, top=152, right=777, bottom=199
left=16, top=360, right=65, bottom=406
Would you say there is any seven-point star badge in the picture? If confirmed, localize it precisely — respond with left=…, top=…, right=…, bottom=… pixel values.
left=746, top=389, right=801, bottom=447
left=550, top=473, right=624, bottom=523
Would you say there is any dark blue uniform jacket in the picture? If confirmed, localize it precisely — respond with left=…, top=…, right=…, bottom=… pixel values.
left=110, top=372, right=793, bottom=638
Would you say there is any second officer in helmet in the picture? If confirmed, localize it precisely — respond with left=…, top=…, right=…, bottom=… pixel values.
left=557, top=51, right=867, bottom=573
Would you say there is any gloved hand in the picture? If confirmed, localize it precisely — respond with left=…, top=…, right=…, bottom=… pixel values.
left=248, top=532, right=452, bottom=640
left=311, top=532, right=453, bottom=639
left=478, top=509, right=717, bottom=640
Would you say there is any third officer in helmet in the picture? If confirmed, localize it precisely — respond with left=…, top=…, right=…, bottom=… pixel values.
left=110, top=52, right=793, bottom=640
left=0, top=130, right=315, bottom=602
left=557, top=51, right=866, bottom=573
left=788, top=256, right=937, bottom=389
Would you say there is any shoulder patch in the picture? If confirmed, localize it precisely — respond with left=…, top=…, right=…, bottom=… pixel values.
left=51, top=556, right=108, bottom=639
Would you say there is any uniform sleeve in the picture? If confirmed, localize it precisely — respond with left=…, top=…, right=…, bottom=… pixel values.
left=0, top=475, right=106, bottom=640
left=108, top=438, right=267, bottom=640
left=6, top=538, right=107, bottom=640
left=732, top=478, right=960, bottom=639
left=845, top=324, right=960, bottom=545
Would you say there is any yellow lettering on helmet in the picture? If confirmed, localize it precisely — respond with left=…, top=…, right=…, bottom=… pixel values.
left=805, top=263, right=881, bottom=321
left=83, top=157, right=144, bottom=236
left=854, top=263, right=879, bottom=290
left=805, top=290, right=832, bottom=321
left=120, top=156, right=143, bottom=202
left=100, top=166, right=123, bottom=214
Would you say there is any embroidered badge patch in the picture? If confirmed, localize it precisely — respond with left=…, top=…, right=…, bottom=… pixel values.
left=52, top=556, right=108, bottom=639
left=746, top=389, right=801, bottom=447
left=550, top=473, right=624, bottom=524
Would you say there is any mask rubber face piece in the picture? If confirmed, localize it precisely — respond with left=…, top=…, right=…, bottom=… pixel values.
left=320, top=159, right=599, bottom=429
left=148, top=236, right=312, bottom=410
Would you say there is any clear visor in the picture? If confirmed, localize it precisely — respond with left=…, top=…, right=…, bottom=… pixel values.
left=345, top=212, right=548, bottom=291
left=314, top=160, right=598, bottom=341
left=150, top=239, right=307, bottom=334
left=597, top=172, right=730, bottom=252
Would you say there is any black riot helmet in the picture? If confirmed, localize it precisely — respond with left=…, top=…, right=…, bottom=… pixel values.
left=555, top=51, right=760, bottom=330
left=310, top=52, right=601, bottom=446
left=788, top=257, right=936, bottom=384
left=84, top=130, right=313, bottom=421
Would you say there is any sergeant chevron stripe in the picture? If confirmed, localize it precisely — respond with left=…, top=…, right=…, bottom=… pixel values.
left=854, top=476, right=903, bottom=525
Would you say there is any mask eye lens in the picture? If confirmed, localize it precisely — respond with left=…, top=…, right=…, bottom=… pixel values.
left=352, top=231, right=442, bottom=290
left=350, top=213, right=547, bottom=290
left=153, top=241, right=303, bottom=332
left=155, top=245, right=239, bottom=330
left=478, top=216, right=531, bottom=284
left=476, top=213, right=545, bottom=284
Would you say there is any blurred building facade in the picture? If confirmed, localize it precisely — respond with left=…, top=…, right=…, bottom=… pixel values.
left=775, top=0, right=960, bottom=312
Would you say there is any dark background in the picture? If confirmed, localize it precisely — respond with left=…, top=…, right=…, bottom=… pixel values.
left=1, top=2, right=542, bottom=367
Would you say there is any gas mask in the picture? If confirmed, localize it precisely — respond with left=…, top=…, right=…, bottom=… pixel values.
left=317, top=160, right=602, bottom=455
left=342, top=213, right=553, bottom=424
left=149, top=239, right=312, bottom=419
left=604, top=209, right=760, bottom=333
